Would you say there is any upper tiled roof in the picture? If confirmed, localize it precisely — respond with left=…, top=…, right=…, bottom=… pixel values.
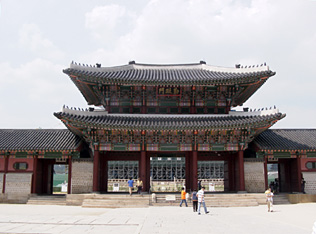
left=0, top=129, right=82, bottom=151
left=54, top=108, right=285, bottom=131
left=63, top=61, right=275, bottom=86
left=253, top=129, right=316, bottom=151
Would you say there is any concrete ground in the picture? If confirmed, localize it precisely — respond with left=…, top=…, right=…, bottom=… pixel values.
left=0, top=203, right=315, bottom=234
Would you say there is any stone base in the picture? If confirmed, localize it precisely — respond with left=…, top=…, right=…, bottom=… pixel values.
left=287, top=194, right=316, bottom=204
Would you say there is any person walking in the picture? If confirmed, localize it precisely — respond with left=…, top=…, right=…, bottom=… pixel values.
left=197, top=187, right=209, bottom=215
left=128, top=178, right=134, bottom=196
left=179, top=187, right=188, bottom=207
left=137, top=178, right=143, bottom=195
left=192, top=190, right=198, bottom=212
left=265, top=188, right=274, bottom=212
left=301, top=178, right=306, bottom=194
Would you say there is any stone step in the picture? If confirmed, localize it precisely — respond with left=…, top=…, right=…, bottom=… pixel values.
left=82, top=199, right=149, bottom=204
left=27, top=195, right=67, bottom=206
left=273, top=195, right=291, bottom=205
left=82, top=204, right=148, bottom=208
left=26, top=201, right=67, bottom=206
left=151, top=201, right=259, bottom=207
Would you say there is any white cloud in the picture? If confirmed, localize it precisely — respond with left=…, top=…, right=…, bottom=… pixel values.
left=1, top=0, right=316, bottom=129
left=0, top=59, right=86, bottom=128
left=19, top=23, right=65, bottom=61
left=85, top=4, right=136, bottom=44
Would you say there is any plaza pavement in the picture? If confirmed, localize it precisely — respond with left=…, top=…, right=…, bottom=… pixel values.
left=0, top=203, right=315, bottom=234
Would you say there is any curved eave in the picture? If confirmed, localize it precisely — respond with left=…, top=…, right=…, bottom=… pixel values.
left=232, top=78, right=267, bottom=106
left=253, top=128, right=316, bottom=152
left=64, top=68, right=275, bottom=87
left=54, top=112, right=285, bottom=132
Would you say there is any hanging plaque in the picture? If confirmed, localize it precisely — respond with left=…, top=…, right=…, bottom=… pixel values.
left=158, top=86, right=180, bottom=96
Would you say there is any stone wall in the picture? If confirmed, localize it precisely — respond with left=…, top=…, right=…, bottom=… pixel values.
left=244, top=159, right=265, bottom=193
left=71, top=159, right=93, bottom=194
left=5, top=173, right=32, bottom=203
left=302, top=172, right=316, bottom=194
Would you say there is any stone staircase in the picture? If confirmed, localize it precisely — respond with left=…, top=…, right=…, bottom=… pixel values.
left=81, top=194, right=151, bottom=208
left=273, top=194, right=291, bottom=205
left=27, top=195, right=67, bottom=206
left=152, top=193, right=267, bottom=207
left=25, top=193, right=290, bottom=208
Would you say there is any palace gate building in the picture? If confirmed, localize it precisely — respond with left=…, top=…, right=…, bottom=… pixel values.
left=1, top=61, right=316, bottom=202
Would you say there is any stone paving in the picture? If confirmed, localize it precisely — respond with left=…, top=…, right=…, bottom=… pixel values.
left=0, top=203, right=315, bottom=234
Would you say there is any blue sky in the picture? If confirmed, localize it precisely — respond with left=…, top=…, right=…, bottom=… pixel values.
left=0, top=0, right=315, bottom=129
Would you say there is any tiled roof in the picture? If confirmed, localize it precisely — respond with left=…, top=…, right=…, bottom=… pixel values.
left=54, top=109, right=285, bottom=131
left=0, top=129, right=82, bottom=151
left=253, top=129, right=316, bottom=151
left=64, top=61, right=275, bottom=86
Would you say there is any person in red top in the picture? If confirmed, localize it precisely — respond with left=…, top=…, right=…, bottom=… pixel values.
left=179, top=187, right=188, bottom=207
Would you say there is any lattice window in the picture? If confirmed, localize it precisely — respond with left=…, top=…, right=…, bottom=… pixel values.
left=198, top=161, right=224, bottom=179
left=108, top=161, right=139, bottom=179
left=150, top=156, right=185, bottom=181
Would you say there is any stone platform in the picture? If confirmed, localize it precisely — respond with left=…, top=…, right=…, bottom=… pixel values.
left=24, top=193, right=291, bottom=208
left=0, top=203, right=315, bottom=233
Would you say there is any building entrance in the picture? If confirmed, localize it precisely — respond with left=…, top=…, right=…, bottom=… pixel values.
left=107, top=160, right=139, bottom=192
left=52, top=164, right=68, bottom=194
left=267, top=163, right=279, bottom=193
left=198, top=161, right=224, bottom=192
left=150, top=154, right=185, bottom=192
left=33, top=159, right=69, bottom=195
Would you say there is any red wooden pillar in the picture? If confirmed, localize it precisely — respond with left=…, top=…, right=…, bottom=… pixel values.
left=2, top=155, right=8, bottom=193
left=139, top=151, right=147, bottom=192
left=238, top=150, right=245, bottom=191
left=67, top=157, right=72, bottom=194
left=146, top=152, right=150, bottom=192
left=228, top=157, right=234, bottom=191
left=264, top=156, right=268, bottom=190
left=185, top=152, right=191, bottom=191
left=31, top=156, right=38, bottom=193
left=93, top=148, right=100, bottom=192
left=297, top=156, right=302, bottom=192
left=192, top=151, right=198, bottom=190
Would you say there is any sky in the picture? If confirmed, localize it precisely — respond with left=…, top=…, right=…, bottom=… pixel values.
left=0, top=0, right=315, bottom=129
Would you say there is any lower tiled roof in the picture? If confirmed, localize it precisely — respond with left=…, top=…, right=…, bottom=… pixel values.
left=54, top=111, right=285, bottom=131
left=0, top=129, right=82, bottom=151
left=253, top=129, right=316, bottom=151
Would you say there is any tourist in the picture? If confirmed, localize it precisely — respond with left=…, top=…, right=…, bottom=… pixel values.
left=265, top=188, right=274, bottom=212
left=192, top=190, right=198, bottom=212
left=179, top=187, right=188, bottom=207
left=198, top=180, right=202, bottom=190
left=128, top=178, right=134, bottom=196
left=301, top=178, right=306, bottom=194
left=274, top=178, right=279, bottom=194
left=269, top=181, right=275, bottom=192
left=197, top=187, right=209, bottom=215
left=137, top=178, right=143, bottom=195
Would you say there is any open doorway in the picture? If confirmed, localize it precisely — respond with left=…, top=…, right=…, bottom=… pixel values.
left=107, top=161, right=139, bottom=192
left=198, top=161, right=224, bottom=192
left=150, top=155, right=185, bottom=193
left=52, top=164, right=68, bottom=194
left=267, top=163, right=279, bottom=193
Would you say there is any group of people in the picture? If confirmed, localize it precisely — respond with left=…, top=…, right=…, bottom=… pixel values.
left=127, top=177, right=308, bottom=214
left=127, top=178, right=143, bottom=196
left=180, top=187, right=209, bottom=215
